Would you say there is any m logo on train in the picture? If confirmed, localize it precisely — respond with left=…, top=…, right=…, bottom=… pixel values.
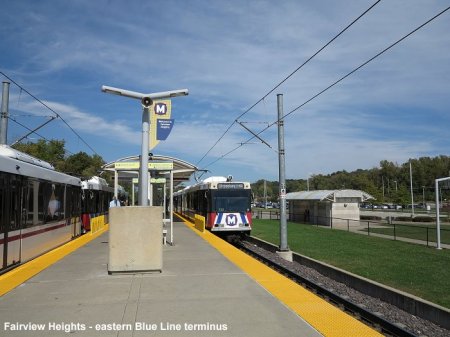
left=226, top=214, right=238, bottom=226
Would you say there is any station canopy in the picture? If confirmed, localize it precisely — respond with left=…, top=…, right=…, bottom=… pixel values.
left=286, top=190, right=374, bottom=202
left=102, top=154, right=198, bottom=188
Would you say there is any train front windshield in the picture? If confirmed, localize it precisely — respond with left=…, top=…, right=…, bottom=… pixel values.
left=211, top=190, right=251, bottom=213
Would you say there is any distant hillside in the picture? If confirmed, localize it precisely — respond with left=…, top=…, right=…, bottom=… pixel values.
left=252, top=156, right=450, bottom=204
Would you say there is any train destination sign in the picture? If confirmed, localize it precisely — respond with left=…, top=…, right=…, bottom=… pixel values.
left=132, top=178, right=166, bottom=184
left=217, top=183, right=244, bottom=189
left=114, top=162, right=174, bottom=170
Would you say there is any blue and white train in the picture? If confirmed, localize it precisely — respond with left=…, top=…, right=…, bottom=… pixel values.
left=174, top=176, right=252, bottom=237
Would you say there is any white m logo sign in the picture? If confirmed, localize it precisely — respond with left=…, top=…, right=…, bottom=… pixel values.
left=155, top=103, right=167, bottom=115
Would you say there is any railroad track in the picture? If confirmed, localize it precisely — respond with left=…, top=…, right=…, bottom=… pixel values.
left=236, top=238, right=418, bottom=337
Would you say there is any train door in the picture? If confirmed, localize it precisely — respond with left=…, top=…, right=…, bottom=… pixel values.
left=0, top=173, right=22, bottom=271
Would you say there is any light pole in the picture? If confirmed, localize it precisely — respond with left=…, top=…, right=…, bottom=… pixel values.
left=101, top=85, right=188, bottom=206
left=422, top=186, right=426, bottom=206
left=436, top=177, right=450, bottom=250
left=409, top=160, right=414, bottom=216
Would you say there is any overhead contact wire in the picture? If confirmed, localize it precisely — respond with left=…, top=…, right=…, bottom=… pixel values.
left=196, top=0, right=382, bottom=167
left=203, top=5, right=450, bottom=169
left=0, top=71, right=100, bottom=156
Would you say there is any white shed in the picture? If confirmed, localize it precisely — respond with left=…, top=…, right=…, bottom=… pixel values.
left=286, top=190, right=374, bottom=226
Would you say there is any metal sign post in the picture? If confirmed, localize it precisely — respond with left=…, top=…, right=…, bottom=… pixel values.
left=101, top=85, right=188, bottom=206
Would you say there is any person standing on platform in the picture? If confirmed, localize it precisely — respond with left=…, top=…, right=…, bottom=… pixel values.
left=109, top=196, right=121, bottom=208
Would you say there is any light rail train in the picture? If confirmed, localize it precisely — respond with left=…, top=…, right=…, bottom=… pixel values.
left=81, top=176, right=113, bottom=232
left=0, top=145, right=111, bottom=273
left=174, top=176, right=252, bottom=237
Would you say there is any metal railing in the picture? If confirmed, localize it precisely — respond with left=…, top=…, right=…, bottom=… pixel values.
left=252, top=209, right=450, bottom=247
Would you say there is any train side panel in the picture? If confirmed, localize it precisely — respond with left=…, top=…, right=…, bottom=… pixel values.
left=0, top=146, right=81, bottom=272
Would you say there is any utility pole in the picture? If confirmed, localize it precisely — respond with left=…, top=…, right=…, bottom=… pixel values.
left=276, top=94, right=292, bottom=261
left=0, top=81, right=10, bottom=145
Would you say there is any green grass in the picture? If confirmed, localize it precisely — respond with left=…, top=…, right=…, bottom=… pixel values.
left=251, top=219, right=450, bottom=308
left=360, top=223, right=450, bottom=245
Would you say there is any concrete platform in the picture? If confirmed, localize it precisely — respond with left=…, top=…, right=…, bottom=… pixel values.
left=0, top=222, right=322, bottom=337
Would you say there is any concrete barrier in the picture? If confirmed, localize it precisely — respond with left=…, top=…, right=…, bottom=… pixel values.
left=194, top=214, right=205, bottom=233
left=246, top=236, right=450, bottom=330
left=108, top=206, right=162, bottom=273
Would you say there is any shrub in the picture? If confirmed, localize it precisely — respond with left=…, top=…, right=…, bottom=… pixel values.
left=360, top=215, right=382, bottom=221
left=394, top=216, right=412, bottom=222
left=412, top=216, right=434, bottom=223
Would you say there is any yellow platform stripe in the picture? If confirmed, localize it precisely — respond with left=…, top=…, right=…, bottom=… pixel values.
left=0, top=225, right=109, bottom=297
left=177, top=214, right=382, bottom=337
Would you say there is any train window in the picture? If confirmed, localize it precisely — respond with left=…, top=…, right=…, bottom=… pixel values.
left=25, top=181, right=33, bottom=227
left=44, top=182, right=64, bottom=222
left=211, top=190, right=251, bottom=213
left=0, top=172, right=20, bottom=232
left=66, top=186, right=80, bottom=218
left=9, top=175, right=21, bottom=231
left=0, top=173, right=7, bottom=233
left=24, top=180, right=43, bottom=228
left=38, top=182, right=46, bottom=223
left=56, top=184, right=65, bottom=220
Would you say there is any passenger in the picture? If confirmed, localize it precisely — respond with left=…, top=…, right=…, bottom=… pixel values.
left=109, top=196, right=121, bottom=208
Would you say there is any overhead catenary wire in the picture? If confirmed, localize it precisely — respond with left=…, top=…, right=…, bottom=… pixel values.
left=202, top=5, right=450, bottom=170
left=8, top=117, right=51, bottom=143
left=195, top=0, right=382, bottom=167
left=8, top=116, right=76, bottom=156
left=0, top=71, right=100, bottom=156
left=10, top=116, right=56, bottom=146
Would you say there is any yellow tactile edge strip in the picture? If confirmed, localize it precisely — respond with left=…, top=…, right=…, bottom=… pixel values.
left=0, top=224, right=109, bottom=297
left=177, top=214, right=383, bottom=337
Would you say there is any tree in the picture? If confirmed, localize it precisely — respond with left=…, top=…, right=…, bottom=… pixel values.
left=250, top=155, right=450, bottom=204
left=12, top=139, right=106, bottom=179
left=12, top=139, right=66, bottom=167
left=59, top=152, right=105, bottom=178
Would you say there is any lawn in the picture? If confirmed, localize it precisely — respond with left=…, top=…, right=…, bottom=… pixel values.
left=251, top=219, right=450, bottom=308
left=360, top=223, right=450, bottom=245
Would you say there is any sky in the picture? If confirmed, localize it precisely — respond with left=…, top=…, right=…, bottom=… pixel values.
left=0, top=0, right=449, bottom=183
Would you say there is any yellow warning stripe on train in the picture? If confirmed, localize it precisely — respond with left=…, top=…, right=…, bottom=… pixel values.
left=178, top=214, right=382, bottom=337
left=0, top=225, right=109, bottom=297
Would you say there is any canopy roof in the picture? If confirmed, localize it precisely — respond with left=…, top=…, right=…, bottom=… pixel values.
left=286, top=190, right=374, bottom=202
left=102, top=154, right=198, bottom=187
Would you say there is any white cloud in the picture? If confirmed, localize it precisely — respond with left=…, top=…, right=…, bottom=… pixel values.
left=2, top=0, right=449, bottom=181
left=9, top=97, right=140, bottom=146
